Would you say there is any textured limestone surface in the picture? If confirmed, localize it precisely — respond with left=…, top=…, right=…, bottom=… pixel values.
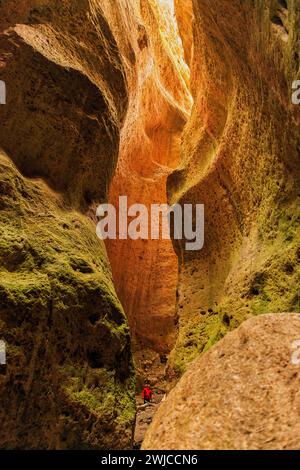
left=174, top=0, right=193, bottom=66
left=143, top=313, right=300, bottom=450
left=168, top=0, right=300, bottom=375
left=106, top=0, right=193, bottom=355
left=0, top=0, right=299, bottom=451
left=0, top=0, right=128, bottom=208
left=0, top=0, right=135, bottom=450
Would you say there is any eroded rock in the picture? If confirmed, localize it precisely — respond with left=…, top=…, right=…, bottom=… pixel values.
left=143, top=313, right=300, bottom=450
left=168, top=0, right=300, bottom=375
left=106, top=0, right=193, bottom=355
left=0, top=0, right=135, bottom=449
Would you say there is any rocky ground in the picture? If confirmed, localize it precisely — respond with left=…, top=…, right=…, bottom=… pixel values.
left=134, top=391, right=165, bottom=449
left=132, top=348, right=170, bottom=449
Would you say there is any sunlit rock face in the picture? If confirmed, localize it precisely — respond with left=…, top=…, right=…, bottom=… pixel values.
left=106, top=0, right=192, bottom=355
left=174, top=0, right=193, bottom=66
left=0, top=0, right=135, bottom=450
left=168, top=0, right=300, bottom=375
left=143, top=313, right=300, bottom=450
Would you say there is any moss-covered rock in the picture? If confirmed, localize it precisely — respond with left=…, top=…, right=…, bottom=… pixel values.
left=0, top=0, right=138, bottom=449
left=0, top=153, right=135, bottom=449
left=168, top=0, right=300, bottom=375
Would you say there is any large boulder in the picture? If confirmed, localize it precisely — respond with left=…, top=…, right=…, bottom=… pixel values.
left=143, top=313, right=300, bottom=450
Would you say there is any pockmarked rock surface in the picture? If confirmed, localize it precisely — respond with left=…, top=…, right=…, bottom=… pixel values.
left=1, top=0, right=299, bottom=451
left=168, top=0, right=300, bottom=375
left=106, top=0, right=193, bottom=356
left=143, top=313, right=300, bottom=450
left=0, top=0, right=136, bottom=449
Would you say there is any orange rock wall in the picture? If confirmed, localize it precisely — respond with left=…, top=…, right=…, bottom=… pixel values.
left=106, top=0, right=193, bottom=354
left=174, top=0, right=194, bottom=66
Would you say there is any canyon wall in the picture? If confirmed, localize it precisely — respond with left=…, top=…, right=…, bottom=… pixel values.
left=106, top=0, right=192, bottom=358
left=174, top=0, right=193, bottom=67
left=168, top=0, right=300, bottom=375
left=0, top=0, right=136, bottom=449
left=0, top=0, right=299, bottom=450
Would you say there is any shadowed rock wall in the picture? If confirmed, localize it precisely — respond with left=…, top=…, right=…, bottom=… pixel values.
left=0, top=0, right=135, bottom=450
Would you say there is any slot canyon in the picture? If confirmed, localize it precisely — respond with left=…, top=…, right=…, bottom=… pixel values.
left=0, top=0, right=299, bottom=451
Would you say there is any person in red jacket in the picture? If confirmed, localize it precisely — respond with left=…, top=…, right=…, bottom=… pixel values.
left=142, top=384, right=152, bottom=404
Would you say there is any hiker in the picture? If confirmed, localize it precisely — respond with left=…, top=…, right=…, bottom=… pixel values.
left=142, top=384, right=152, bottom=404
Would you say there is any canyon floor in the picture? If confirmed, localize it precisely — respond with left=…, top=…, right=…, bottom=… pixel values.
left=133, top=349, right=169, bottom=448
left=134, top=391, right=164, bottom=449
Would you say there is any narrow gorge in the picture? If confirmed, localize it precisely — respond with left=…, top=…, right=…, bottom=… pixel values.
left=0, top=0, right=299, bottom=451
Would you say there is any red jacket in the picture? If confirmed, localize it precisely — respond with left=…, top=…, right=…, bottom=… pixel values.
left=142, top=387, right=152, bottom=400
